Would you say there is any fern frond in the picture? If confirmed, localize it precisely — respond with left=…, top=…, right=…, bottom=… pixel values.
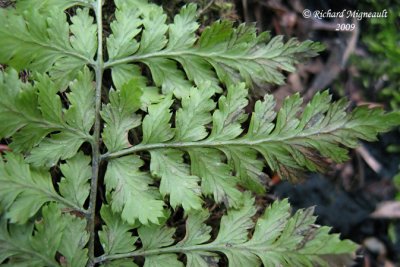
left=15, top=0, right=94, bottom=11
left=0, top=152, right=88, bottom=223
left=96, top=193, right=357, bottom=267
left=58, top=152, right=91, bottom=208
left=0, top=203, right=88, bottom=267
left=105, top=2, right=323, bottom=97
left=0, top=68, right=94, bottom=167
left=101, top=78, right=143, bottom=152
left=105, top=155, right=165, bottom=225
left=0, top=1, right=398, bottom=266
left=104, top=85, right=399, bottom=214
left=0, top=6, right=96, bottom=88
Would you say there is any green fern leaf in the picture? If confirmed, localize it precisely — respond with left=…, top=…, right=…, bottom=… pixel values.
left=138, top=224, right=175, bottom=249
left=65, top=67, right=96, bottom=133
left=0, top=153, right=87, bottom=223
left=189, top=149, right=243, bottom=208
left=137, top=222, right=183, bottom=267
left=105, top=3, right=323, bottom=97
left=102, top=259, right=139, bottom=267
left=224, top=146, right=267, bottom=193
left=174, top=86, right=215, bottom=142
left=106, top=2, right=141, bottom=92
left=101, top=78, right=142, bottom=152
left=137, top=6, right=168, bottom=54
left=105, top=156, right=165, bottom=224
left=0, top=203, right=88, bottom=266
left=70, top=8, right=97, bottom=59
left=15, top=0, right=94, bottom=12
left=142, top=96, right=174, bottom=144
left=100, top=194, right=356, bottom=266
left=144, top=254, right=184, bottom=267
left=0, top=205, right=61, bottom=266
left=0, top=68, right=93, bottom=167
left=178, top=210, right=211, bottom=246
left=58, top=152, right=91, bottom=208
left=0, top=6, right=96, bottom=88
left=26, top=131, right=87, bottom=167
left=150, top=149, right=202, bottom=211
left=110, top=64, right=139, bottom=92
left=1, top=1, right=398, bottom=266
left=177, top=210, right=219, bottom=266
left=208, top=83, right=248, bottom=141
left=106, top=86, right=399, bottom=213
left=99, top=206, right=138, bottom=255
left=167, top=4, right=198, bottom=50
left=107, top=5, right=141, bottom=60
left=26, top=206, right=65, bottom=260
left=0, top=153, right=62, bottom=224
left=58, top=211, right=89, bottom=267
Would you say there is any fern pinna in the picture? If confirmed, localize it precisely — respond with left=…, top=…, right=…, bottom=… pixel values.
left=0, top=0, right=398, bottom=266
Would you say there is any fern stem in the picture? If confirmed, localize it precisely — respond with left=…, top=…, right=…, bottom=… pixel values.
left=94, top=243, right=244, bottom=263
left=100, top=136, right=309, bottom=160
left=103, top=50, right=276, bottom=69
left=101, top=118, right=355, bottom=160
left=94, top=245, right=203, bottom=263
left=100, top=140, right=273, bottom=160
left=87, top=0, right=104, bottom=265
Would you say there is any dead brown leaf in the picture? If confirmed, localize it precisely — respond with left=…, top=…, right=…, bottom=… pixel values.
left=371, top=201, right=400, bottom=219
